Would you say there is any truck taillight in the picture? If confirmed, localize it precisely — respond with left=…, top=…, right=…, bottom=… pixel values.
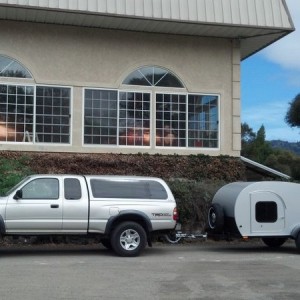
left=173, top=207, right=179, bottom=221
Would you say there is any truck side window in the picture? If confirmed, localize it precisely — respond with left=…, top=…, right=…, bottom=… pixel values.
left=21, top=178, right=59, bottom=199
left=90, top=179, right=168, bottom=199
left=255, top=201, right=277, bottom=223
left=64, top=178, right=82, bottom=200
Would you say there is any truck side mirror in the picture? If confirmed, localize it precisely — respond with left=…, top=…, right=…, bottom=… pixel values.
left=13, top=190, right=23, bottom=200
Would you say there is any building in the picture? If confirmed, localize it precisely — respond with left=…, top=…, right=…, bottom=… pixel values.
left=0, top=0, right=294, bottom=156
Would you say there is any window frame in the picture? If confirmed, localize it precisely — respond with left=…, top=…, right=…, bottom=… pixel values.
left=20, top=178, right=60, bottom=200
left=82, top=87, right=119, bottom=147
left=155, top=91, right=188, bottom=148
left=82, top=87, right=220, bottom=150
left=118, top=89, right=152, bottom=148
left=89, top=178, right=168, bottom=200
left=0, top=54, right=33, bottom=79
left=187, top=92, right=220, bottom=149
left=0, top=82, right=35, bottom=143
left=35, top=84, right=73, bottom=145
left=82, top=87, right=153, bottom=148
left=154, top=91, right=220, bottom=150
left=122, top=66, right=185, bottom=88
left=64, top=178, right=82, bottom=200
left=255, top=201, right=278, bottom=223
left=0, top=82, right=73, bottom=145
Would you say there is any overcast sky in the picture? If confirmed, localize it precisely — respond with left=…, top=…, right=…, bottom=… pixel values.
left=241, top=0, right=300, bottom=142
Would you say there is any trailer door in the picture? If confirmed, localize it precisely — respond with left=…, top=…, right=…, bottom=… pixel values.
left=250, top=191, right=285, bottom=234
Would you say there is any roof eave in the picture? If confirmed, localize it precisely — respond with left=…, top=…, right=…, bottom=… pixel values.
left=0, top=4, right=295, bottom=59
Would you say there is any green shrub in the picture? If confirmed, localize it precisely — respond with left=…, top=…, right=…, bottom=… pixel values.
left=168, top=179, right=226, bottom=231
left=0, top=151, right=243, bottom=230
left=0, top=156, right=32, bottom=195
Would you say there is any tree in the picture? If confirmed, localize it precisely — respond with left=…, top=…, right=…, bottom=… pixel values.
left=256, top=125, right=266, bottom=144
left=241, top=122, right=256, bottom=158
left=241, top=122, right=256, bottom=144
left=241, top=124, right=273, bottom=164
left=251, top=125, right=273, bottom=163
left=241, top=122, right=300, bottom=181
left=285, top=93, right=300, bottom=128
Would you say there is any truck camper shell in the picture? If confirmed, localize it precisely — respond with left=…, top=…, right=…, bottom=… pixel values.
left=208, top=181, right=300, bottom=250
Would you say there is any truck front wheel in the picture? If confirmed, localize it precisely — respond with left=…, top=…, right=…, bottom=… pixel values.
left=111, top=222, right=147, bottom=257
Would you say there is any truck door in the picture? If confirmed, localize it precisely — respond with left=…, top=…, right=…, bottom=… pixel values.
left=250, top=191, right=285, bottom=234
left=62, top=177, right=89, bottom=232
left=5, top=177, right=63, bottom=232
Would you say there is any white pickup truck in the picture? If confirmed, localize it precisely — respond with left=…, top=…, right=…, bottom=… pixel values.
left=0, top=174, right=178, bottom=256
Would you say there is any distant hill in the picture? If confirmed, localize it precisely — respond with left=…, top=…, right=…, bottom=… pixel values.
left=269, top=140, right=300, bottom=155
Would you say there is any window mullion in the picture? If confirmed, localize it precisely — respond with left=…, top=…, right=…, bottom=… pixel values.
left=117, top=90, right=120, bottom=146
left=186, top=93, right=189, bottom=149
left=33, top=85, right=37, bottom=144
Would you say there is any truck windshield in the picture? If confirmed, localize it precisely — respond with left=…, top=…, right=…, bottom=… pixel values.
left=1, top=176, right=31, bottom=197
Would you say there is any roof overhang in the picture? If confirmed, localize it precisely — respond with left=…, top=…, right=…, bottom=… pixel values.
left=241, top=156, right=291, bottom=180
left=0, top=1, right=295, bottom=60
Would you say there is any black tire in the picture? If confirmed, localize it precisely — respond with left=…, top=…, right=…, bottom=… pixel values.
left=111, top=222, right=147, bottom=257
left=207, top=203, right=224, bottom=232
left=262, top=237, right=287, bottom=248
left=296, top=233, right=300, bottom=250
left=164, top=232, right=182, bottom=244
left=101, top=238, right=112, bottom=250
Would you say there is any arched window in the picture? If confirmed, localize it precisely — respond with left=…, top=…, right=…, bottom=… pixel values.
left=83, top=66, right=219, bottom=149
left=0, top=55, right=71, bottom=144
left=123, top=66, right=184, bottom=88
left=0, top=55, right=32, bottom=79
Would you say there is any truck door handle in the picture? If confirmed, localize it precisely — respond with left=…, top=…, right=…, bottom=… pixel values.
left=51, top=204, right=59, bottom=208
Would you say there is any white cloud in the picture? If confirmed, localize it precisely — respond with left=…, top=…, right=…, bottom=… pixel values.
left=260, top=0, right=300, bottom=71
left=242, top=101, right=300, bottom=142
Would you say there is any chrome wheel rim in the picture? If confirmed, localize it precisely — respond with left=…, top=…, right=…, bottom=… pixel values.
left=120, top=229, right=140, bottom=251
left=208, top=207, right=216, bottom=228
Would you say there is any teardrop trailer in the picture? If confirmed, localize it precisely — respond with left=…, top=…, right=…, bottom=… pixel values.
left=207, top=181, right=300, bottom=249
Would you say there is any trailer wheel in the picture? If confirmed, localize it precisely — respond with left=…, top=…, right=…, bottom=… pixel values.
left=262, top=237, right=287, bottom=248
left=295, top=233, right=300, bottom=250
left=111, top=222, right=147, bottom=257
left=207, top=203, right=224, bottom=232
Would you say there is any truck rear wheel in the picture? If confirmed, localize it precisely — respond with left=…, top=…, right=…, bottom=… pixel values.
left=262, top=237, right=287, bottom=248
left=111, top=222, right=147, bottom=257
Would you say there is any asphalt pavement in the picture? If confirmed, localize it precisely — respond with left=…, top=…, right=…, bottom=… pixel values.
left=0, top=240, right=299, bottom=300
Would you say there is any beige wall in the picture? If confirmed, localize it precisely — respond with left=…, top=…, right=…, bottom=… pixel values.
left=0, top=20, right=241, bottom=156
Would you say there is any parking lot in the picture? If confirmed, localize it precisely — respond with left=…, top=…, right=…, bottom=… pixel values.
left=0, top=240, right=299, bottom=300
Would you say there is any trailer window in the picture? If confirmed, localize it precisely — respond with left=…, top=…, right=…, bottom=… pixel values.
left=255, top=201, right=277, bottom=223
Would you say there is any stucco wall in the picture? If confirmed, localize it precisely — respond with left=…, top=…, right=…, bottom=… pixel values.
left=0, top=20, right=240, bottom=156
